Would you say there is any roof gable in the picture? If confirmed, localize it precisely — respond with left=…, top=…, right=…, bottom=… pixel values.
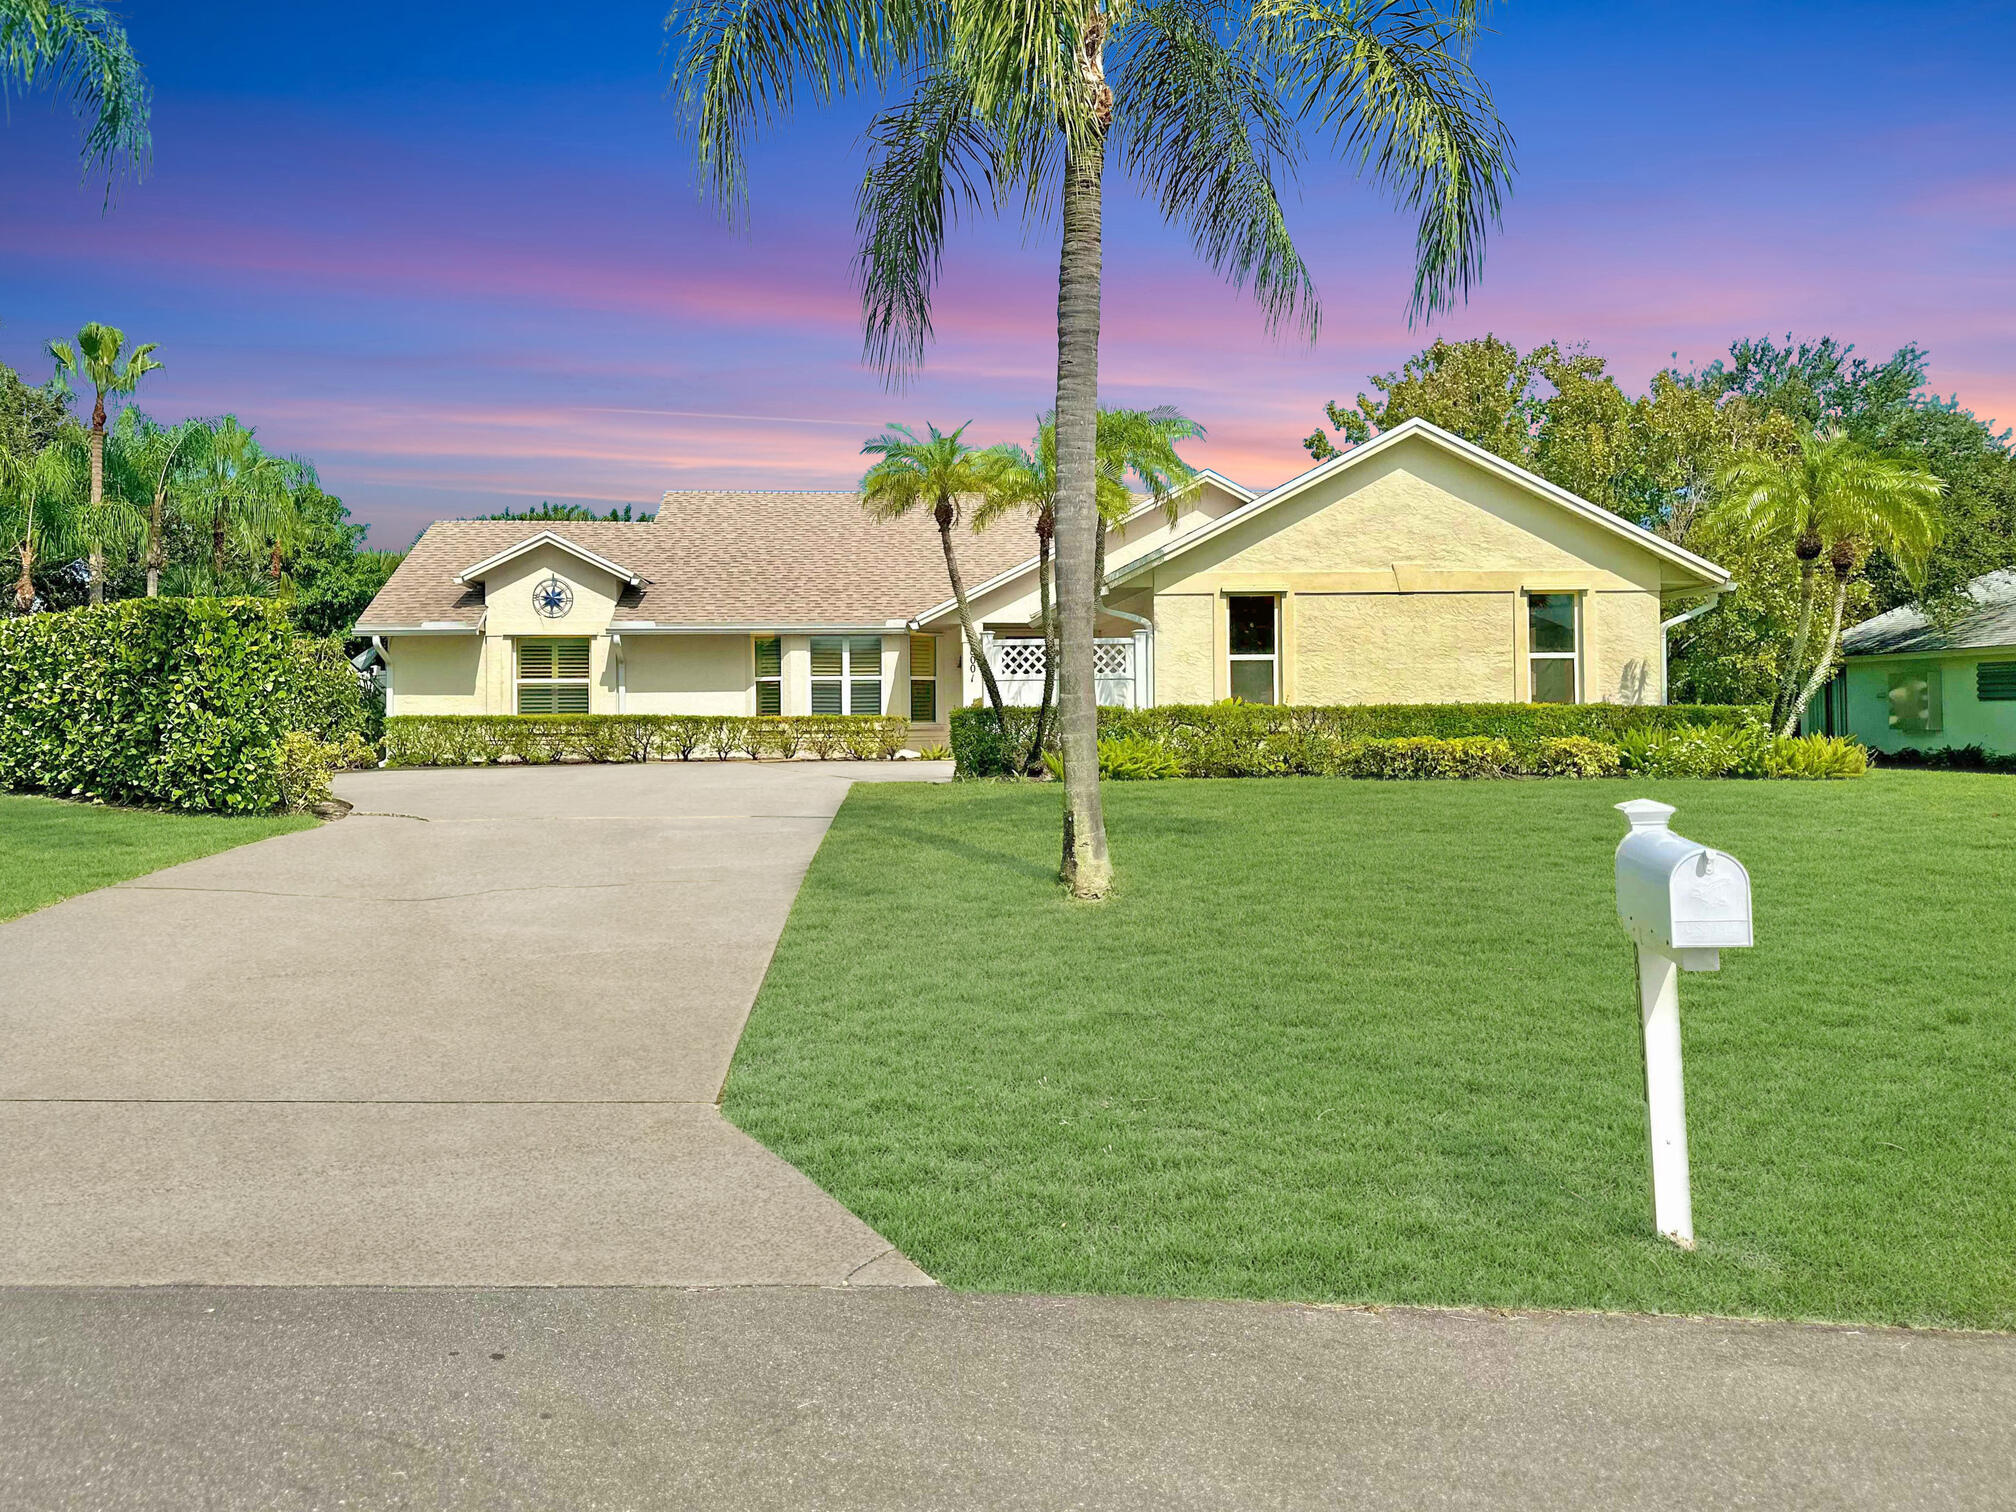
left=1110, top=418, right=1732, bottom=593
left=456, top=530, right=643, bottom=588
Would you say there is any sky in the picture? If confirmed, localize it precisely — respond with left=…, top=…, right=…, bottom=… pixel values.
left=2, top=2, right=2011, bottom=549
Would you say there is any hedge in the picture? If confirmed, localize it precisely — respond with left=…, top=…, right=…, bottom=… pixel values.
left=951, top=700, right=1763, bottom=778
left=383, top=713, right=912, bottom=766
left=0, top=598, right=370, bottom=812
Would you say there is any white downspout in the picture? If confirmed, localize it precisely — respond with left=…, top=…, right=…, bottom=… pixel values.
left=372, top=636, right=391, bottom=716
left=610, top=633, right=626, bottom=715
left=1660, top=592, right=1728, bottom=704
left=1103, top=604, right=1154, bottom=709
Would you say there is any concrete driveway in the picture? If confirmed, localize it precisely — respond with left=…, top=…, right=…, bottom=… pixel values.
left=0, top=762, right=942, bottom=1287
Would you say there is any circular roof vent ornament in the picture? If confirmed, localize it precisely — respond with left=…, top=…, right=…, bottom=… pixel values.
left=533, top=575, right=573, bottom=619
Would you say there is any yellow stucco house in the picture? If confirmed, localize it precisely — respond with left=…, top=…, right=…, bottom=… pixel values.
left=355, top=419, right=1733, bottom=739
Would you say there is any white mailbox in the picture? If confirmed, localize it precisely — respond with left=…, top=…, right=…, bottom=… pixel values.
left=1615, top=799, right=1753, bottom=969
left=1613, top=799, right=1754, bottom=1250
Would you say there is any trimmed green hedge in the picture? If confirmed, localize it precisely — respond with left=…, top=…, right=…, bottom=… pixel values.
left=383, top=713, right=912, bottom=767
left=951, top=700, right=1763, bottom=778
left=0, top=598, right=369, bottom=812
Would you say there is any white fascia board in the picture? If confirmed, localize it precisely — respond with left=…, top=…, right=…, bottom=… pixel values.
left=455, top=531, right=643, bottom=587
left=909, top=471, right=1248, bottom=628
left=606, top=622, right=904, bottom=635
left=352, top=620, right=484, bottom=635
left=1108, top=417, right=1735, bottom=592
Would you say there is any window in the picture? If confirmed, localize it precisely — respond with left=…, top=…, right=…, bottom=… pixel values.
left=754, top=637, right=782, bottom=715
left=1227, top=596, right=1278, bottom=704
left=1978, top=661, right=2016, bottom=702
left=1527, top=593, right=1579, bottom=704
left=1888, top=668, right=1943, bottom=732
left=909, top=634, right=938, bottom=722
left=811, top=635, right=883, bottom=714
left=517, top=638, right=590, bottom=713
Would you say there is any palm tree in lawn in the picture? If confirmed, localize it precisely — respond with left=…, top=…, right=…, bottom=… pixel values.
left=859, top=420, right=1012, bottom=733
left=1718, top=429, right=1944, bottom=737
left=974, top=404, right=1202, bottom=770
left=105, top=408, right=209, bottom=596
left=46, top=323, right=160, bottom=602
left=1, top=437, right=86, bottom=613
left=192, top=417, right=295, bottom=582
left=0, top=0, right=151, bottom=184
left=673, top=1, right=1510, bottom=897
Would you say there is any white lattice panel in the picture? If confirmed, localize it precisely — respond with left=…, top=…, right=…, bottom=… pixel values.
left=993, top=640, right=1047, bottom=678
left=1093, top=640, right=1132, bottom=678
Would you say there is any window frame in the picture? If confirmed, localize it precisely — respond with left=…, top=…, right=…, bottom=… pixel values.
left=516, top=637, right=592, bottom=715
left=754, top=636, right=783, bottom=716
left=810, top=635, right=885, bottom=715
left=1526, top=592, right=1580, bottom=705
left=1225, top=594, right=1279, bottom=705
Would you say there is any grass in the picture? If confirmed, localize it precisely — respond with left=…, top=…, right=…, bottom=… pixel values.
left=727, top=771, right=2015, bottom=1330
left=0, top=794, right=314, bottom=922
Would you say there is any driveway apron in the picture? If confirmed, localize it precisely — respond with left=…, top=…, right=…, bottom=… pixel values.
left=0, top=762, right=940, bottom=1286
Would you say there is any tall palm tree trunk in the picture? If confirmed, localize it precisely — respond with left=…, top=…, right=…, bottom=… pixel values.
left=1052, top=117, right=1111, bottom=897
left=937, top=504, right=1010, bottom=731
left=87, top=396, right=106, bottom=605
left=212, top=499, right=229, bottom=580
left=13, top=535, right=34, bottom=614
left=146, top=483, right=166, bottom=596
left=1773, top=551, right=1820, bottom=729
left=1785, top=570, right=1852, bottom=737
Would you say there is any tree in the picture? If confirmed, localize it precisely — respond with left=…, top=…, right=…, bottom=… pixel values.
left=1304, top=334, right=1551, bottom=464
left=190, top=417, right=295, bottom=583
left=673, top=0, right=1511, bottom=897
left=478, top=501, right=651, bottom=522
left=0, top=0, right=150, bottom=185
left=859, top=420, right=1012, bottom=733
left=1717, top=430, right=1944, bottom=736
left=0, top=358, right=71, bottom=457
left=45, top=323, right=160, bottom=602
left=103, top=408, right=206, bottom=596
left=0, top=435, right=85, bottom=612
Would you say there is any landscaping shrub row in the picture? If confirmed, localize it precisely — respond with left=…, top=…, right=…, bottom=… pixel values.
left=383, top=713, right=913, bottom=767
left=952, top=700, right=1764, bottom=778
left=0, top=598, right=371, bottom=812
left=954, top=701, right=1866, bottom=781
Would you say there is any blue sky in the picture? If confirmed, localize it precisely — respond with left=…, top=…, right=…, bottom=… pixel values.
left=2, top=1, right=2010, bottom=545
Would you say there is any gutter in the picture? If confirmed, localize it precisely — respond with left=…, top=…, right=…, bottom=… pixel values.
left=1660, top=590, right=1731, bottom=703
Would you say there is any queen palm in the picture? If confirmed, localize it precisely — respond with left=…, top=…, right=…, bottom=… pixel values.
left=0, top=0, right=150, bottom=182
left=104, top=408, right=208, bottom=596
left=673, top=1, right=1510, bottom=896
left=859, top=420, right=1012, bottom=732
left=1718, top=430, right=1944, bottom=737
left=193, top=417, right=294, bottom=582
left=46, top=323, right=160, bottom=602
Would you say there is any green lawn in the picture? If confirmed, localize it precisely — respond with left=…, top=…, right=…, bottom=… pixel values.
left=728, top=771, right=2015, bottom=1329
left=0, top=794, right=314, bottom=922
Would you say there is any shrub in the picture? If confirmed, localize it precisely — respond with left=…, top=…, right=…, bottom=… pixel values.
left=1333, top=736, right=1515, bottom=779
left=1767, top=734, right=1869, bottom=780
left=1516, top=736, right=1624, bottom=778
left=914, top=743, right=953, bottom=761
left=1043, top=735, right=1183, bottom=782
left=0, top=598, right=374, bottom=812
left=1871, top=743, right=2016, bottom=774
left=1619, top=722, right=1774, bottom=779
left=380, top=714, right=909, bottom=767
left=275, top=731, right=337, bottom=810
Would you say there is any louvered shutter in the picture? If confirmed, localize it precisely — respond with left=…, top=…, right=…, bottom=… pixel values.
left=848, top=635, right=883, bottom=714
left=810, top=637, right=844, bottom=715
left=1978, top=661, right=2016, bottom=701
left=909, top=634, right=937, bottom=722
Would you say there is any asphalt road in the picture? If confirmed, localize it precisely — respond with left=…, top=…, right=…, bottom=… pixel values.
left=5, top=1286, right=2012, bottom=1512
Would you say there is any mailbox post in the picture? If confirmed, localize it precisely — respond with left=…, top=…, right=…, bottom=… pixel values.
left=1613, top=799, right=1753, bottom=1249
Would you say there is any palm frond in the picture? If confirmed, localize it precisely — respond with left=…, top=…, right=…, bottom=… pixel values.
left=0, top=0, right=151, bottom=192
left=1251, top=0, right=1513, bottom=321
left=1116, top=2, right=1318, bottom=338
left=666, top=0, right=942, bottom=215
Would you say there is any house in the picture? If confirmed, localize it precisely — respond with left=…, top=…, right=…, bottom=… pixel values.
left=1808, top=569, right=2016, bottom=756
left=353, top=418, right=1735, bottom=740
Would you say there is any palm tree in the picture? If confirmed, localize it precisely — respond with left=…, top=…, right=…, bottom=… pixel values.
left=673, top=1, right=1510, bottom=897
left=974, top=404, right=1202, bottom=769
left=1, top=437, right=86, bottom=613
left=192, top=417, right=294, bottom=581
left=860, top=420, right=1012, bottom=733
left=105, top=408, right=208, bottom=596
left=46, top=323, right=160, bottom=602
left=1718, top=430, right=1944, bottom=737
left=0, top=0, right=150, bottom=184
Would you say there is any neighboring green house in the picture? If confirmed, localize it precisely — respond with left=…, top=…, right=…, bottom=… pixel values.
left=1809, top=570, right=2016, bottom=756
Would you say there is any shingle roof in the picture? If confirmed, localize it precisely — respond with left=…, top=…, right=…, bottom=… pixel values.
left=356, top=494, right=1034, bottom=630
left=1841, top=570, right=2016, bottom=657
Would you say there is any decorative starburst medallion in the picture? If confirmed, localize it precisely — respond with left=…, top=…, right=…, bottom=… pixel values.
left=533, top=575, right=574, bottom=619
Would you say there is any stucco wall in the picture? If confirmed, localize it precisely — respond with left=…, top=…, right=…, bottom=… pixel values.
left=622, top=636, right=753, bottom=716
left=385, top=634, right=487, bottom=715
left=1142, top=435, right=1677, bottom=707
left=1837, top=654, right=2016, bottom=755
left=480, top=544, right=623, bottom=637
